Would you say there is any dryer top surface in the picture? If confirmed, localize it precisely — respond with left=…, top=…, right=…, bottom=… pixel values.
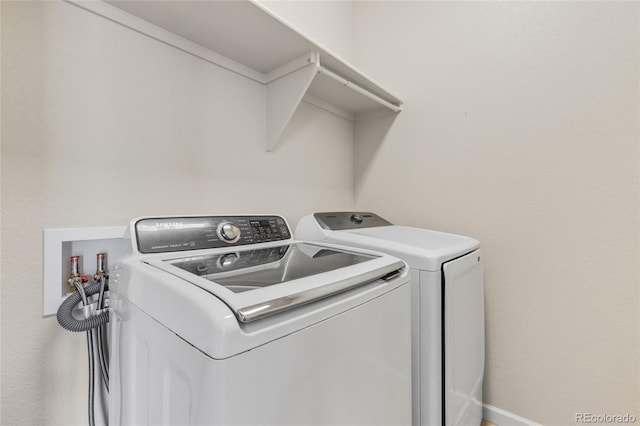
left=340, top=226, right=479, bottom=271
left=296, top=212, right=480, bottom=271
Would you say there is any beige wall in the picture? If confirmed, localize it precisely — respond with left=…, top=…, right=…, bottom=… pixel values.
left=0, top=1, right=354, bottom=424
left=352, top=2, right=639, bottom=424
left=2, top=1, right=639, bottom=425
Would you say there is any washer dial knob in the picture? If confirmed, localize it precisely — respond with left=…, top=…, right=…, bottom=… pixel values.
left=217, top=222, right=241, bottom=243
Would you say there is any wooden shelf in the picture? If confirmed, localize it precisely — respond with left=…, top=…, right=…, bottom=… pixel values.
left=72, top=0, right=403, bottom=150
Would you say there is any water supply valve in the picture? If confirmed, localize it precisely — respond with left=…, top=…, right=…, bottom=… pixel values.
left=67, top=256, right=89, bottom=292
left=93, top=252, right=109, bottom=282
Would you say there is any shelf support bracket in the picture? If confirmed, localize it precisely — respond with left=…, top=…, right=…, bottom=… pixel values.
left=266, top=52, right=320, bottom=152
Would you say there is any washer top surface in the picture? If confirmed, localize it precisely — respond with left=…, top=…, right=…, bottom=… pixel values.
left=295, top=212, right=480, bottom=271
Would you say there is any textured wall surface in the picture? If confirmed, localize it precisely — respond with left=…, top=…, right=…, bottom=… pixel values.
left=0, top=2, right=354, bottom=424
left=3, top=1, right=639, bottom=425
left=352, top=2, right=639, bottom=424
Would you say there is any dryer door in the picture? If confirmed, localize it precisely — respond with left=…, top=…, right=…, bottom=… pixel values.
left=443, top=249, right=485, bottom=426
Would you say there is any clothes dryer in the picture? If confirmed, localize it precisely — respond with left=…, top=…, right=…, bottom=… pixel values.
left=295, top=212, right=484, bottom=426
left=110, top=215, right=412, bottom=425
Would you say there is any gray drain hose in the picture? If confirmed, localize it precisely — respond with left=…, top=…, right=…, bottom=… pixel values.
left=57, top=283, right=109, bottom=332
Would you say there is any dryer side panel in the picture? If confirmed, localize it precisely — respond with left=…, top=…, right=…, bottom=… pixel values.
left=443, top=249, right=485, bottom=426
left=409, top=269, right=421, bottom=426
left=417, top=269, right=444, bottom=426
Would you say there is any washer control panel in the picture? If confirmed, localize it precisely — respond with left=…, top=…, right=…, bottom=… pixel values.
left=135, top=215, right=291, bottom=254
left=314, top=212, right=393, bottom=230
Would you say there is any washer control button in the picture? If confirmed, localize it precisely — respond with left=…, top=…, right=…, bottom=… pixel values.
left=217, top=222, right=241, bottom=243
left=350, top=213, right=364, bottom=224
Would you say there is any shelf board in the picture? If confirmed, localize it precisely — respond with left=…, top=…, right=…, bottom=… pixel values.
left=73, top=0, right=403, bottom=150
left=103, top=0, right=403, bottom=111
left=106, top=0, right=310, bottom=74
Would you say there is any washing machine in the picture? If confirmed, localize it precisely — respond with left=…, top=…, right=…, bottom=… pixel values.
left=109, top=214, right=412, bottom=425
left=295, top=212, right=485, bottom=426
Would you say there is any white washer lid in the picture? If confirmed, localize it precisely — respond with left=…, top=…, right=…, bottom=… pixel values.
left=147, top=242, right=405, bottom=322
left=324, top=226, right=479, bottom=271
left=116, top=240, right=409, bottom=359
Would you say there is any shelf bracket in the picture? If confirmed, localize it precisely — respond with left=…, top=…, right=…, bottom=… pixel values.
left=266, top=52, right=320, bottom=152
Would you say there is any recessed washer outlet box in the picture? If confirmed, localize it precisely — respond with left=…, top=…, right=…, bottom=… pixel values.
left=43, top=226, right=129, bottom=316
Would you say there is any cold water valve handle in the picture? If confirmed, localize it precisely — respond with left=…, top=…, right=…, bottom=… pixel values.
left=93, top=253, right=109, bottom=311
left=93, top=252, right=108, bottom=282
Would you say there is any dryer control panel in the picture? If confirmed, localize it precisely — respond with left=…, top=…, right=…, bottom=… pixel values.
left=314, top=212, right=392, bottom=230
left=134, top=215, right=291, bottom=254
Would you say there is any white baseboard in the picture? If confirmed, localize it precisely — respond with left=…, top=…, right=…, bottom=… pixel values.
left=483, top=404, right=542, bottom=426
